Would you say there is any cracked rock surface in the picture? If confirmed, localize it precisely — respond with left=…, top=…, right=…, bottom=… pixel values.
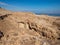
left=0, top=8, right=60, bottom=45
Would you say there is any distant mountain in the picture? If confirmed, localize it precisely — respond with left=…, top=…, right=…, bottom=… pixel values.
left=35, top=13, right=60, bottom=16
left=0, top=7, right=1, bottom=8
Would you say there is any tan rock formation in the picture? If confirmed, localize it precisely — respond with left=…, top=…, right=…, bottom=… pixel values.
left=0, top=8, right=60, bottom=45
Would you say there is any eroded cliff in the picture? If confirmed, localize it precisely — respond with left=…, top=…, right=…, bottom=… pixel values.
left=0, top=8, right=60, bottom=45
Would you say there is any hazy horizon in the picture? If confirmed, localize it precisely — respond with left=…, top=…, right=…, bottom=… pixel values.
left=0, top=0, right=60, bottom=15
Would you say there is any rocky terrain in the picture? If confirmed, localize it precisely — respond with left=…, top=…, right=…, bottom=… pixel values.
left=0, top=8, right=60, bottom=45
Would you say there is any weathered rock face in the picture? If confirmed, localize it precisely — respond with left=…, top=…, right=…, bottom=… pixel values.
left=0, top=9, right=60, bottom=45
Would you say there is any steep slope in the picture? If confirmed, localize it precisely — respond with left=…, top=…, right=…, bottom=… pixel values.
left=0, top=9, right=60, bottom=45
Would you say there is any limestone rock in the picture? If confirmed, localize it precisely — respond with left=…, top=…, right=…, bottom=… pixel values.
left=0, top=8, right=60, bottom=45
